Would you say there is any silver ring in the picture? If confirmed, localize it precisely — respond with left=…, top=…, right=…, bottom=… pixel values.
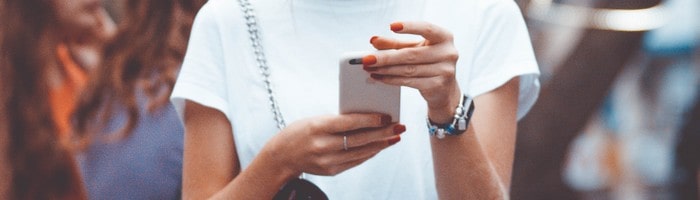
left=343, top=135, right=348, bottom=151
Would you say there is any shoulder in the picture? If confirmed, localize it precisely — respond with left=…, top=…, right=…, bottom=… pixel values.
left=193, top=0, right=240, bottom=27
left=188, top=0, right=250, bottom=45
left=475, top=0, right=524, bottom=25
left=199, top=0, right=238, bottom=15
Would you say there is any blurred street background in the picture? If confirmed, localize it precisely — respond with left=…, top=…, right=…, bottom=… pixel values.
left=510, top=0, right=700, bottom=199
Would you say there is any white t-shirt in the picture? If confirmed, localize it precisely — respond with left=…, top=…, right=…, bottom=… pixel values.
left=171, top=0, right=540, bottom=199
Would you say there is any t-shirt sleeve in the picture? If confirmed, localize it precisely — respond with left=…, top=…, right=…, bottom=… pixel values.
left=170, top=4, right=230, bottom=121
left=467, top=0, right=540, bottom=120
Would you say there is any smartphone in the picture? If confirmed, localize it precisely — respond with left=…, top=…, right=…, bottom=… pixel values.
left=339, top=51, right=401, bottom=123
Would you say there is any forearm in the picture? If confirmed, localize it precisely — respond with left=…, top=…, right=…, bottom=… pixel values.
left=427, top=85, right=505, bottom=198
left=428, top=78, right=519, bottom=199
left=182, top=101, right=293, bottom=200
left=430, top=127, right=508, bottom=200
left=210, top=149, right=299, bottom=200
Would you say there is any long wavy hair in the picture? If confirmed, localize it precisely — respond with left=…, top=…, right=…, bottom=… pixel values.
left=74, top=0, right=206, bottom=140
left=0, top=0, right=86, bottom=199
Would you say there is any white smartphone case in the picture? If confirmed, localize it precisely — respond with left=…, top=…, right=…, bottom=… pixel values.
left=339, top=51, right=401, bottom=123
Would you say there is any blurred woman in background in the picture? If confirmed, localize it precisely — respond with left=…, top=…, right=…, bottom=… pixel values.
left=74, top=0, right=206, bottom=199
left=0, top=0, right=112, bottom=199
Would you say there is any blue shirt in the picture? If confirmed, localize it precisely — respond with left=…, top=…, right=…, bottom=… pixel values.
left=79, top=94, right=183, bottom=200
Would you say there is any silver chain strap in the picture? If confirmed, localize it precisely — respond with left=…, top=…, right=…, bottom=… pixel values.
left=238, top=0, right=286, bottom=130
left=238, top=0, right=309, bottom=180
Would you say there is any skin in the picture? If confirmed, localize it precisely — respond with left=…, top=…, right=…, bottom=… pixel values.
left=183, top=102, right=403, bottom=199
left=367, top=21, right=518, bottom=199
left=183, top=21, right=519, bottom=199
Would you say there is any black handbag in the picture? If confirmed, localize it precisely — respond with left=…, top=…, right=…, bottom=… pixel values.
left=272, top=178, right=328, bottom=200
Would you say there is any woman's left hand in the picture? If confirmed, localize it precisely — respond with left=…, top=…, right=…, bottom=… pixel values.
left=364, top=21, right=462, bottom=123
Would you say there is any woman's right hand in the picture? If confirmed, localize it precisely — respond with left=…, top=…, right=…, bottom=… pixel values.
left=182, top=101, right=405, bottom=199
left=262, top=114, right=405, bottom=178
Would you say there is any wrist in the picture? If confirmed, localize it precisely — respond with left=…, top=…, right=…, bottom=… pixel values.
left=236, top=147, right=300, bottom=199
left=259, top=142, right=301, bottom=181
left=427, top=94, right=475, bottom=139
left=427, top=87, right=462, bottom=123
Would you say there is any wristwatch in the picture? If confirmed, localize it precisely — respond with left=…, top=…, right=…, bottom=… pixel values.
left=427, top=94, right=475, bottom=139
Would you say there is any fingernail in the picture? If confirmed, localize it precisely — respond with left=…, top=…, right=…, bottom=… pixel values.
left=393, top=124, right=406, bottom=135
left=370, top=36, right=379, bottom=44
left=390, top=22, right=403, bottom=32
left=362, top=55, right=377, bottom=66
left=363, top=66, right=378, bottom=72
left=370, top=74, right=383, bottom=79
left=381, top=115, right=392, bottom=125
left=388, top=136, right=401, bottom=145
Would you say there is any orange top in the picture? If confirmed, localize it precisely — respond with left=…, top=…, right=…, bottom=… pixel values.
left=50, top=44, right=88, bottom=139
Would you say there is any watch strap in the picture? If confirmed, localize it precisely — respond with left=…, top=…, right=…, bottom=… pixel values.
left=427, top=94, right=474, bottom=139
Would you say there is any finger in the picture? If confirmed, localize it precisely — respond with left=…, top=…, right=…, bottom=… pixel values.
left=342, top=135, right=401, bottom=162
left=364, top=63, right=447, bottom=78
left=390, top=21, right=453, bottom=44
left=318, top=113, right=392, bottom=133
left=343, top=124, right=405, bottom=149
left=369, top=36, right=422, bottom=50
left=329, top=150, right=379, bottom=175
left=317, top=153, right=375, bottom=176
left=363, top=46, right=458, bottom=67
left=369, top=74, right=446, bottom=90
left=302, top=120, right=397, bottom=155
left=328, top=136, right=402, bottom=173
left=311, top=135, right=400, bottom=176
left=333, top=154, right=375, bottom=174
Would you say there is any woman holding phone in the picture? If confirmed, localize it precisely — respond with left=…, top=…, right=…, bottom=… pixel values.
left=172, top=0, right=540, bottom=199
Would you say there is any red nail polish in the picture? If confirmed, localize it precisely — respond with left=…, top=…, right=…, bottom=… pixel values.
left=393, top=124, right=406, bottom=135
left=362, top=55, right=377, bottom=66
left=388, top=136, right=401, bottom=145
left=370, top=36, right=379, bottom=44
left=370, top=74, right=383, bottom=79
left=390, top=22, right=403, bottom=32
left=381, top=115, right=392, bottom=125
